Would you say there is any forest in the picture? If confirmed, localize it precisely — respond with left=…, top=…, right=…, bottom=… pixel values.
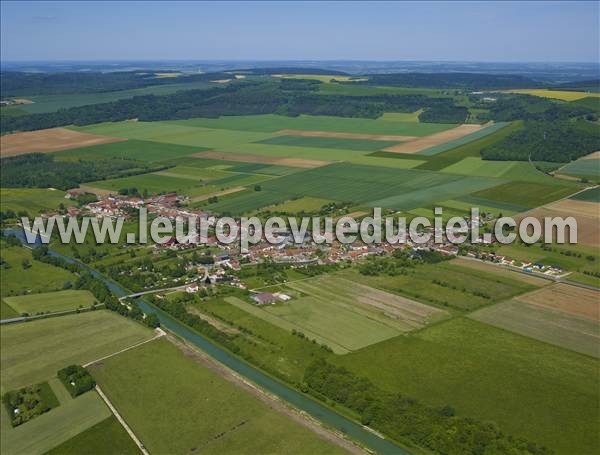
left=0, top=153, right=163, bottom=190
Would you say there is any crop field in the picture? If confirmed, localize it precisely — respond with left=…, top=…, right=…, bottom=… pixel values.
left=1, top=385, right=111, bottom=455
left=440, top=156, right=521, bottom=177
left=256, top=135, right=402, bottom=151
left=256, top=162, right=502, bottom=211
left=333, top=317, right=600, bottom=455
left=0, top=127, right=125, bottom=157
left=469, top=294, right=599, bottom=358
left=0, top=245, right=77, bottom=298
left=262, top=196, right=333, bottom=213
left=383, top=124, right=483, bottom=154
left=89, top=338, right=346, bottom=455
left=0, top=188, right=66, bottom=214
left=416, top=121, right=510, bottom=156
left=557, top=158, right=600, bottom=180
left=272, top=73, right=356, bottom=82
left=515, top=283, right=599, bottom=321
left=514, top=199, right=599, bottom=247
left=505, top=89, right=600, bottom=101
left=207, top=190, right=288, bottom=214
left=55, top=139, right=205, bottom=162
left=45, top=416, right=139, bottom=455
left=158, top=114, right=456, bottom=135
left=344, top=260, right=538, bottom=311
left=3, top=290, right=96, bottom=315
left=571, top=186, right=600, bottom=202
left=470, top=181, right=578, bottom=209
left=450, top=257, right=550, bottom=286
left=16, top=81, right=220, bottom=114
left=0, top=310, right=153, bottom=392
left=380, top=110, right=422, bottom=121
left=193, top=150, right=331, bottom=168
left=273, top=129, right=416, bottom=141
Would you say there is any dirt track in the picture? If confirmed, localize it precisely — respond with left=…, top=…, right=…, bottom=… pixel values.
left=382, top=124, right=482, bottom=154
left=1, top=127, right=126, bottom=157
left=193, top=150, right=330, bottom=168
left=276, top=129, right=416, bottom=142
left=166, top=333, right=365, bottom=454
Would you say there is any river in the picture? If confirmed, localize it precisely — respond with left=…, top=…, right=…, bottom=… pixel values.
left=5, top=229, right=408, bottom=454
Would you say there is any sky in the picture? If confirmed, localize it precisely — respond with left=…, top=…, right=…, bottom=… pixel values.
left=1, top=1, right=598, bottom=62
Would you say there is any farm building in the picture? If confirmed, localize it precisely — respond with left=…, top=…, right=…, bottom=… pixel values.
left=251, top=293, right=277, bottom=305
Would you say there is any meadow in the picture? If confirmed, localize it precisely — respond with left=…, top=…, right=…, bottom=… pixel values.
left=0, top=188, right=66, bottom=214
left=0, top=310, right=153, bottom=392
left=3, top=290, right=96, bottom=315
left=0, top=245, right=77, bottom=299
left=334, top=317, right=600, bottom=455
left=90, top=338, right=347, bottom=455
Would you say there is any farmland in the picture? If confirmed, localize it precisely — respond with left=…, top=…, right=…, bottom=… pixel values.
left=0, top=310, right=153, bottom=392
left=3, top=290, right=97, bottom=315
left=557, top=157, right=600, bottom=180
left=0, top=188, right=66, bottom=214
left=89, top=338, right=348, bottom=455
left=504, top=88, right=600, bottom=101
left=334, top=317, right=600, bottom=455
left=256, top=135, right=402, bottom=151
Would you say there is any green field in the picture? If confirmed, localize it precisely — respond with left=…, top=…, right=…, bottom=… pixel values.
left=417, top=121, right=510, bottom=156
left=0, top=310, right=153, bottom=392
left=256, top=135, right=401, bottom=151
left=570, top=186, right=600, bottom=202
left=45, top=416, right=139, bottom=455
left=470, top=181, right=578, bottom=209
left=558, top=158, right=600, bottom=180
left=1, top=383, right=111, bottom=455
left=3, top=290, right=96, bottom=315
left=90, top=338, right=346, bottom=455
left=0, top=245, right=77, bottom=299
left=254, top=162, right=503, bottom=211
left=0, top=188, right=66, bottom=214
left=263, top=196, right=333, bottom=213
left=334, top=317, right=600, bottom=455
left=15, top=81, right=222, bottom=114
left=158, top=114, right=456, bottom=135
left=469, top=298, right=599, bottom=358
left=343, top=260, right=538, bottom=311
left=56, top=139, right=205, bottom=162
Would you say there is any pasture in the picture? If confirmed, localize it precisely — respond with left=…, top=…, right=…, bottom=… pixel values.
left=3, top=290, right=96, bottom=315
left=333, top=317, right=600, bottom=455
left=505, top=89, right=600, bottom=101
left=0, top=310, right=153, bottom=392
left=0, top=245, right=77, bottom=298
left=0, top=188, right=66, bottom=214
left=89, top=338, right=346, bottom=455
left=0, top=127, right=125, bottom=157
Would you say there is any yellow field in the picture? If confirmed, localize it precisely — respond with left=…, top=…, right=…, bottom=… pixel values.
left=272, top=74, right=361, bottom=82
left=505, top=89, right=600, bottom=101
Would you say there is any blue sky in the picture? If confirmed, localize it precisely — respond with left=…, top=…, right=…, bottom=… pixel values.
left=1, top=1, right=598, bottom=62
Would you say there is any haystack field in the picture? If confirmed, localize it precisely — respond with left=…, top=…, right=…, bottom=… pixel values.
left=0, top=127, right=126, bottom=157
left=383, top=123, right=482, bottom=154
left=193, top=150, right=330, bottom=168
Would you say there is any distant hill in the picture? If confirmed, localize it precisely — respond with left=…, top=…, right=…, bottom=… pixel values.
left=233, top=67, right=349, bottom=76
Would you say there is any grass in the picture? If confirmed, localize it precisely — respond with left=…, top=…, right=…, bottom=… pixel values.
left=504, top=89, right=600, bottom=101
left=89, top=338, right=346, bottom=455
left=0, top=188, right=66, bottom=214
left=570, top=186, right=600, bottom=202
left=262, top=196, right=333, bottom=214
left=0, top=245, right=77, bottom=298
left=45, top=416, right=139, bottom=455
left=1, top=389, right=111, bottom=455
left=380, top=111, right=422, bottom=122
left=55, top=139, right=205, bottom=162
left=256, top=135, right=401, bottom=151
left=0, top=300, right=19, bottom=319
left=333, top=317, right=600, bottom=455
left=469, top=298, right=599, bottom=358
left=3, top=290, right=96, bottom=315
left=207, top=190, right=288, bottom=215
left=0, top=310, right=153, bottom=393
